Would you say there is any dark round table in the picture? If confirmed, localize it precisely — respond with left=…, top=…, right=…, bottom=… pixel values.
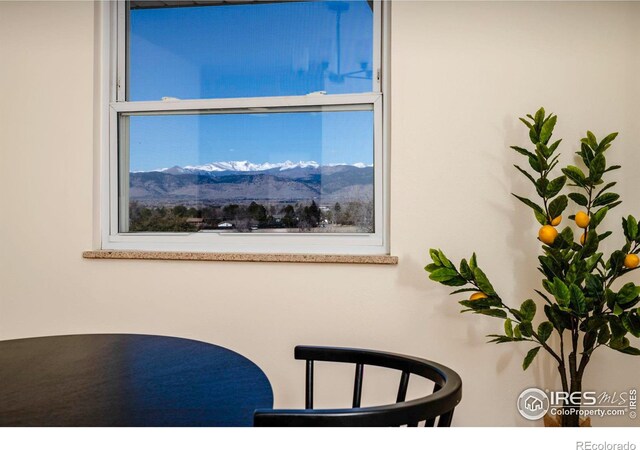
left=0, top=334, right=273, bottom=426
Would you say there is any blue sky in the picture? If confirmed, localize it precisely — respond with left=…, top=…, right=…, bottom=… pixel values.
left=128, top=1, right=374, bottom=171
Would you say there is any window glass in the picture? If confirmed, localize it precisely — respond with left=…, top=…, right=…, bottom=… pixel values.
left=121, top=110, right=374, bottom=233
left=128, top=1, right=374, bottom=101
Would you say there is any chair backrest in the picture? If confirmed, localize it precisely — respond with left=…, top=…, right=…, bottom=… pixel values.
left=253, top=345, right=462, bottom=427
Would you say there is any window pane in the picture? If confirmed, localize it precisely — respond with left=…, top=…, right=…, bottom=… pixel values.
left=120, top=110, right=374, bottom=233
left=128, top=1, right=374, bottom=100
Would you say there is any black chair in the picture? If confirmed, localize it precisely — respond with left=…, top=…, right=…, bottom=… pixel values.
left=253, top=345, right=462, bottom=427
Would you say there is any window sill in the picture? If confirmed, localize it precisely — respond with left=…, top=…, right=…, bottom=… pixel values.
left=82, top=250, right=398, bottom=265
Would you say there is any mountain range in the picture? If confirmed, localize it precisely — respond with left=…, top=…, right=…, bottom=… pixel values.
left=130, top=161, right=374, bottom=206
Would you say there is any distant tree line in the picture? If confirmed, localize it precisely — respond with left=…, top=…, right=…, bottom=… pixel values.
left=128, top=200, right=373, bottom=233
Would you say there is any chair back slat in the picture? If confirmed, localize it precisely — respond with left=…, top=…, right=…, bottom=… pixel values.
left=305, top=360, right=314, bottom=409
left=437, top=410, right=454, bottom=427
left=396, top=371, right=410, bottom=403
left=254, top=346, right=462, bottom=427
left=423, top=383, right=442, bottom=427
left=352, top=363, right=364, bottom=408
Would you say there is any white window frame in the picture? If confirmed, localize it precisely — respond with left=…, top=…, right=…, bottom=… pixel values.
left=99, top=0, right=390, bottom=255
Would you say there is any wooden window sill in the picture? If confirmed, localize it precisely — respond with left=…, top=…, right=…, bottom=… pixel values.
left=82, top=250, right=398, bottom=265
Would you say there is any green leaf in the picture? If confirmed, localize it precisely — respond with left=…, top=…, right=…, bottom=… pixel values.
left=537, top=322, right=553, bottom=343
left=535, top=289, right=552, bottom=304
left=584, top=316, right=608, bottom=332
left=586, top=130, right=597, bottom=149
left=534, top=148, right=548, bottom=170
left=440, top=276, right=468, bottom=287
left=429, top=267, right=459, bottom=282
left=546, top=176, right=566, bottom=198
left=514, top=324, right=522, bottom=339
left=520, top=321, right=533, bottom=337
left=511, top=146, right=535, bottom=158
left=548, top=195, right=568, bottom=219
left=450, top=288, right=479, bottom=295
left=514, top=165, right=537, bottom=186
left=593, top=193, right=620, bottom=208
left=512, top=194, right=544, bottom=214
left=562, top=166, right=586, bottom=186
left=469, top=253, right=478, bottom=271
left=581, top=230, right=599, bottom=257
left=617, top=283, right=640, bottom=305
left=584, top=274, right=602, bottom=298
left=558, top=226, right=575, bottom=248
left=568, top=192, right=588, bottom=207
left=605, top=165, right=622, bottom=173
left=553, top=278, right=571, bottom=306
left=547, top=139, right=562, bottom=157
left=535, top=178, right=549, bottom=198
left=610, top=316, right=627, bottom=339
left=609, top=250, right=626, bottom=273
left=424, top=263, right=440, bottom=273
left=613, top=303, right=624, bottom=316
left=519, top=117, right=533, bottom=130
left=618, top=346, right=640, bottom=356
left=583, top=331, right=597, bottom=351
left=528, top=155, right=542, bottom=172
left=579, top=142, right=594, bottom=167
left=597, top=325, right=611, bottom=344
left=534, top=108, right=545, bottom=126
left=539, top=115, right=557, bottom=144
left=487, top=335, right=530, bottom=344
left=475, top=309, right=507, bottom=319
left=459, top=259, right=473, bottom=280
left=610, top=337, right=630, bottom=351
left=592, top=207, right=609, bottom=228
left=585, top=253, right=603, bottom=273
left=596, top=181, right=617, bottom=197
left=505, top=318, right=513, bottom=338
left=523, top=347, right=541, bottom=370
left=520, top=299, right=537, bottom=322
left=437, top=249, right=455, bottom=269
left=429, top=249, right=442, bottom=266
left=596, top=132, right=618, bottom=152
left=473, top=267, right=496, bottom=296
left=534, top=210, right=548, bottom=226
left=569, top=284, right=587, bottom=314
left=599, top=231, right=613, bottom=242
left=625, top=215, right=638, bottom=242
left=609, top=201, right=623, bottom=211
left=622, top=312, right=640, bottom=338
left=589, top=152, right=606, bottom=181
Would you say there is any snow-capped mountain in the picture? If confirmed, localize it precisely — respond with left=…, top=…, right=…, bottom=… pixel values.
left=130, top=160, right=374, bottom=205
left=147, top=160, right=371, bottom=174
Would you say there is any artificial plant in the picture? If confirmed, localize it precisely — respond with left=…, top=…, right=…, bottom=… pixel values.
left=426, top=108, right=640, bottom=427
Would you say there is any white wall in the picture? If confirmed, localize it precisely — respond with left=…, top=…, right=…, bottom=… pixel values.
left=1, top=1, right=639, bottom=426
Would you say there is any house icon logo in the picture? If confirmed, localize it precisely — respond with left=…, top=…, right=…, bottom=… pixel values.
left=517, top=388, right=549, bottom=420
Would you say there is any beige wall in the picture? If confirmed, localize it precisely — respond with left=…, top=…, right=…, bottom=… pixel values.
left=1, top=1, right=639, bottom=426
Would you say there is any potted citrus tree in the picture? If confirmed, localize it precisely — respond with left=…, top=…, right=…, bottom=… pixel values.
left=426, top=108, right=640, bottom=427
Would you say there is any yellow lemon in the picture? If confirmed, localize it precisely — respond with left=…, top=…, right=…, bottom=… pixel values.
left=575, top=211, right=590, bottom=229
left=550, top=216, right=562, bottom=226
left=538, top=225, right=558, bottom=245
left=624, top=254, right=640, bottom=269
left=580, top=233, right=587, bottom=246
left=470, top=292, right=488, bottom=301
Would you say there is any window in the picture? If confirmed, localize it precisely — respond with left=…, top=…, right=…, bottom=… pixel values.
left=102, top=0, right=388, bottom=255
